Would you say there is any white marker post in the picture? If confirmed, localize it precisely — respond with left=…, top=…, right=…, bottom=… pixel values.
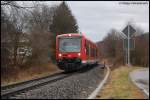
left=127, top=24, right=130, bottom=66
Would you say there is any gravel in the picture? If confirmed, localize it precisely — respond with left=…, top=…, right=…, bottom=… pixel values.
left=10, top=65, right=105, bottom=99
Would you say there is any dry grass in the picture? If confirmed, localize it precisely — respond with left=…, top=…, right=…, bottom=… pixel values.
left=96, top=66, right=146, bottom=99
left=1, top=63, right=61, bottom=86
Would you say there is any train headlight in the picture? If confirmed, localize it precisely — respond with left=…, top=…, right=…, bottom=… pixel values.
left=59, top=53, right=62, bottom=57
left=78, top=53, right=81, bottom=56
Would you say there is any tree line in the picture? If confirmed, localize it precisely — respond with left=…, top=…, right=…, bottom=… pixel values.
left=97, top=27, right=149, bottom=67
left=1, top=1, right=79, bottom=71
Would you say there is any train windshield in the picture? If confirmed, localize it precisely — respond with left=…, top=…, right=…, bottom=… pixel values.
left=59, top=37, right=81, bottom=52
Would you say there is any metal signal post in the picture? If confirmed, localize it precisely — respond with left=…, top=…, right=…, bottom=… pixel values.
left=122, top=24, right=136, bottom=67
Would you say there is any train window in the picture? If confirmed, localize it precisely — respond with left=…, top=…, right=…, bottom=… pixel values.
left=59, top=37, right=81, bottom=52
left=93, top=48, right=95, bottom=58
left=89, top=45, right=91, bottom=57
left=86, top=41, right=89, bottom=56
left=90, top=46, right=92, bottom=57
left=95, top=49, right=96, bottom=58
left=93, top=48, right=94, bottom=57
left=96, top=49, right=98, bottom=58
left=85, top=42, right=86, bottom=55
left=88, top=45, right=89, bottom=56
left=92, top=48, right=94, bottom=57
left=89, top=44, right=91, bottom=57
left=91, top=47, right=92, bottom=57
left=95, top=49, right=97, bottom=58
left=89, top=44, right=90, bottom=56
left=91, top=47, right=93, bottom=57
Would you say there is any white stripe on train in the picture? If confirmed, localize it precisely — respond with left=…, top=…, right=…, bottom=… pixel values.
left=82, top=59, right=99, bottom=64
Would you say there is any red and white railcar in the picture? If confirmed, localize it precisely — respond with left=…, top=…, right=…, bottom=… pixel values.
left=56, top=33, right=99, bottom=72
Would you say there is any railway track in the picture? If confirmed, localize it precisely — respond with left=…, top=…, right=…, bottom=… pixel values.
left=1, top=71, right=73, bottom=99
left=1, top=65, right=101, bottom=99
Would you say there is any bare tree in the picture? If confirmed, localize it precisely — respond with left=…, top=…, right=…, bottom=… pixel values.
left=1, top=2, right=30, bottom=67
left=25, top=3, right=56, bottom=64
left=1, top=1, right=34, bottom=9
left=98, top=23, right=149, bottom=67
left=103, top=29, right=118, bottom=57
left=1, top=8, right=12, bottom=68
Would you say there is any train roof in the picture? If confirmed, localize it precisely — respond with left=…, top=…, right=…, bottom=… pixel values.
left=57, top=33, right=82, bottom=37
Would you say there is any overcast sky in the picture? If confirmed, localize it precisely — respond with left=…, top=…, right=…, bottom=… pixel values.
left=18, top=1, right=149, bottom=42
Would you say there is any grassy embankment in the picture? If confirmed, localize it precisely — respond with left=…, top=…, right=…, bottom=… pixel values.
left=1, top=63, right=61, bottom=86
left=96, top=66, right=146, bottom=99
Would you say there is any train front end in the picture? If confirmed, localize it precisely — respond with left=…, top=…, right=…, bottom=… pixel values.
left=56, top=34, right=83, bottom=72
